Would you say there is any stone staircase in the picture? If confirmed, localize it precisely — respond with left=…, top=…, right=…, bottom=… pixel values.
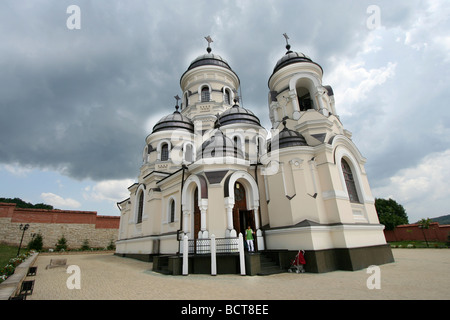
left=257, top=253, right=285, bottom=276
left=153, top=255, right=172, bottom=275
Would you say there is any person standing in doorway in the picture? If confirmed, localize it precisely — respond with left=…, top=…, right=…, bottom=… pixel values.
left=245, top=226, right=255, bottom=252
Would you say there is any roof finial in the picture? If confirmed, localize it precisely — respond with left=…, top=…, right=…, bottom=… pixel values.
left=232, top=97, right=239, bottom=108
left=214, top=113, right=221, bottom=128
left=174, top=95, right=180, bottom=112
left=283, top=33, right=291, bottom=52
left=205, top=35, right=213, bottom=53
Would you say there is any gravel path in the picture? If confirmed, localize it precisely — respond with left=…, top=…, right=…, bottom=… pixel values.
left=26, top=249, right=449, bottom=300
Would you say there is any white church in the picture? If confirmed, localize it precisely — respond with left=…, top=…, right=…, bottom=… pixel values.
left=115, top=36, right=394, bottom=274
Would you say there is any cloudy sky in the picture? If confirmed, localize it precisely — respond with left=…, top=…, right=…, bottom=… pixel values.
left=0, top=0, right=448, bottom=223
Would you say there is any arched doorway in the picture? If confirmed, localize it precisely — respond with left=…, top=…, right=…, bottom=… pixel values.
left=233, top=181, right=256, bottom=249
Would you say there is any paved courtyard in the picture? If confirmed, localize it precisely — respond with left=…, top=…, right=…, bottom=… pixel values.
left=26, top=249, right=449, bottom=300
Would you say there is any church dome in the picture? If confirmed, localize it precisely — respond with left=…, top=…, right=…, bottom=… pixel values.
left=152, top=106, right=194, bottom=133
left=269, top=121, right=308, bottom=150
left=197, top=129, right=244, bottom=160
left=187, top=52, right=233, bottom=71
left=216, top=101, right=261, bottom=127
left=272, top=44, right=322, bottom=74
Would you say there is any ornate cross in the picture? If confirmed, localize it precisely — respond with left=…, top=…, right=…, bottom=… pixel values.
left=205, top=35, right=213, bottom=52
left=174, top=95, right=181, bottom=111
left=283, top=33, right=291, bottom=51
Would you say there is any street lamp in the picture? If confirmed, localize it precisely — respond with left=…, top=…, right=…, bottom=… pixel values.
left=17, top=224, right=29, bottom=256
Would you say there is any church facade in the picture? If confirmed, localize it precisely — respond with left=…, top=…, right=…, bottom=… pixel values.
left=115, top=37, right=394, bottom=274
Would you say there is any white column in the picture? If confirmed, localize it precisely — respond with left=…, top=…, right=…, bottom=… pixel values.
left=182, top=209, right=190, bottom=235
left=253, top=208, right=264, bottom=251
left=224, top=199, right=236, bottom=237
left=200, top=200, right=208, bottom=238
left=289, top=89, right=301, bottom=120
left=253, top=208, right=260, bottom=230
left=238, top=233, right=246, bottom=276
left=211, top=234, right=217, bottom=276
left=182, top=235, right=188, bottom=276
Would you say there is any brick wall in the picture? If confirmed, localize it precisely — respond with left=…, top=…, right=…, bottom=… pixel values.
left=384, top=222, right=450, bottom=243
left=0, top=203, right=120, bottom=249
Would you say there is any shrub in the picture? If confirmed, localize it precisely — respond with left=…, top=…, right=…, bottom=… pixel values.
left=27, top=233, right=43, bottom=251
left=107, top=239, right=115, bottom=251
left=81, top=239, right=90, bottom=251
left=55, top=236, right=68, bottom=252
left=0, top=250, right=35, bottom=283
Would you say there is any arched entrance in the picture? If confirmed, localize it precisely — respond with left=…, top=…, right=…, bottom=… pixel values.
left=233, top=182, right=255, bottom=238
left=181, top=174, right=208, bottom=240
left=224, top=171, right=264, bottom=250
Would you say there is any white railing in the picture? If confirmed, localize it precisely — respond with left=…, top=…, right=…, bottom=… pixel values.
left=182, top=233, right=246, bottom=276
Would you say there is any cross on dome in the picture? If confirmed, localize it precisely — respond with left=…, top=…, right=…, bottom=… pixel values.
left=205, top=35, right=213, bottom=53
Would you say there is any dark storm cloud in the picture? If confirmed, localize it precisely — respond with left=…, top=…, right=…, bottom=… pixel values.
left=0, top=0, right=447, bottom=192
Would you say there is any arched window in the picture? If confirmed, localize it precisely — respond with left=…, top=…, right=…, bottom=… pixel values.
left=169, top=199, right=175, bottom=223
left=137, top=191, right=144, bottom=223
left=341, top=159, right=360, bottom=203
left=161, top=143, right=169, bottom=161
left=183, top=92, right=189, bottom=109
left=201, top=86, right=210, bottom=102
left=184, top=143, right=193, bottom=163
left=224, top=89, right=231, bottom=105
left=233, top=136, right=240, bottom=158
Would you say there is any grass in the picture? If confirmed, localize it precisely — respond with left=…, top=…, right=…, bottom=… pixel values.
left=0, top=244, right=27, bottom=268
left=389, top=240, right=448, bottom=248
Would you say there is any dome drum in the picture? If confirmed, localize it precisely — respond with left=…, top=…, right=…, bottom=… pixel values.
left=197, top=130, right=244, bottom=160
left=216, top=104, right=261, bottom=127
left=269, top=121, right=308, bottom=151
left=152, top=107, right=194, bottom=133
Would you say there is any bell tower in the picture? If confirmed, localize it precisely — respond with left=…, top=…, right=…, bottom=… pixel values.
left=268, top=35, right=345, bottom=147
left=179, top=36, right=241, bottom=131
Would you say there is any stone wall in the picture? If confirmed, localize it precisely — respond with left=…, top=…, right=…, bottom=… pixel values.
left=0, top=203, right=119, bottom=249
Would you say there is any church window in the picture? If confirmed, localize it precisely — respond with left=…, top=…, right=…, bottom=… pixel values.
left=185, top=143, right=194, bottom=163
left=169, top=199, right=175, bottom=223
left=201, top=86, right=210, bottom=102
left=183, top=92, right=189, bottom=109
left=161, top=143, right=169, bottom=161
left=137, top=191, right=144, bottom=224
left=233, top=136, right=241, bottom=158
left=224, top=89, right=231, bottom=105
left=341, top=159, right=360, bottom=203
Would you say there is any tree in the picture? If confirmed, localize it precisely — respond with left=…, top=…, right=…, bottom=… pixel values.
left=375, top=198, right=409, bottom=230
left=56, top=235, right=68, bottom=251
left=0, top=197, right=53, bottom=210
left=81, top=239, right=90, bottom=251
left=418, top=218, right=432, bottom=248
left=27, top=233, right=44, bottom=251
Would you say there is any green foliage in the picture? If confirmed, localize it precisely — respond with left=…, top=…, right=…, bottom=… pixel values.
left=0, top=244, right=22, bottom=268
left=81, top=239, right=90, bottom=251
left=27, top=233, right=44, bottom=251
left=375, top=198, right=409, bottom=230
left=0, top=197, right=54, bottom=210
left=55, top=235, right=68, bottom=251
left=107, top=239, right=116, bottom=251
left=0, top=248, right=35, bottom=283
left=418, top=218, right=432, bottom=229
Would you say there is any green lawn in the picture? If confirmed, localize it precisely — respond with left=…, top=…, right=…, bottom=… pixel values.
left=0, top=244, right=27, bottom=267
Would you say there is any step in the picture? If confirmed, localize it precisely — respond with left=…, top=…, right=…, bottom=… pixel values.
left=257, top=254, right=285, bottom=276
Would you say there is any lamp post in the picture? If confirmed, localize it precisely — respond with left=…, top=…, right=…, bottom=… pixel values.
left=17, top=223, right=29, bottom=256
